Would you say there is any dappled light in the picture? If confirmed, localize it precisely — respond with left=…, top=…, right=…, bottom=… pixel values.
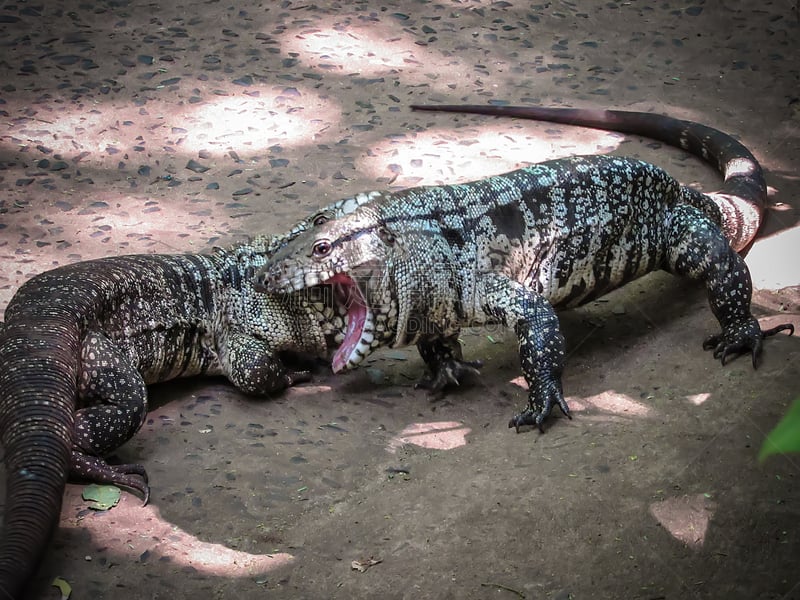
left=1, top=98, right=181, bottom=163
left=281, top=18, right=435, bottom=79
left=387, top=421, right=471, bottom=453
left=687, top=393, right=711, bottom=406
left=0, top=87, right=341, bottom=166
left=179, top=92, right=341, bottom=156
left=509, top=378, right=652, bottom=418
left=66, top=501, right=294, bottom=577
left=649, top=494, right=715, bottom=548
left=578, top=391, right=653, bottom=416
left=286, top=384, right=334, bottom=397
left=747, top=226, right=800, bottom=289
left=2, top=190, right=235, bottom=281
left=360, top=123, right=625, bottom=185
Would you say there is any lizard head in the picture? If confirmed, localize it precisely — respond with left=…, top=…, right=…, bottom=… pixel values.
left=255, top=212, right=402, bottom=373
left=258, top=190, right=384, bottom=258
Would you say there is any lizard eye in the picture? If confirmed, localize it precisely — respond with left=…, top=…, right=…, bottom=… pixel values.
left=378, top=226, right=395, bottom=246
left=311, top=239, right=332, bottom=258
left=311, top=213, right=329, bottom=226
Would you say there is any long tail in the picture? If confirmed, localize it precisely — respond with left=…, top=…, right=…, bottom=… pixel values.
left=410, top=104, right=766, bottom=255
left=0, top=311, right=80, bottom=598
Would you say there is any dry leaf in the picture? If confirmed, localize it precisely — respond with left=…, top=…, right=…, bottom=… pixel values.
left=351, top=557, right=382, bottom=572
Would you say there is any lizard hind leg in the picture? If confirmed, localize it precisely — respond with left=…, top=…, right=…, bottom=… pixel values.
left=72, top=331, right=150, bottom=501
left=664, top=205, right=793, bottom=367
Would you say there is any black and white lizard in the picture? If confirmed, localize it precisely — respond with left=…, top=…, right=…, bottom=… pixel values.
left=255, top=104, right=794, bottom=436
left=0, top=234, right=352, bottom=599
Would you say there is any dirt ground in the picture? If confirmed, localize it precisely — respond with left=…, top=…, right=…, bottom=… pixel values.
left=1, top=1, right=799, bottom=598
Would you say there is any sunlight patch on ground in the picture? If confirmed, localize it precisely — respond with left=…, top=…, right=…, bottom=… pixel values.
left=686, top=393, right=712, bottom=406
left=0, top=87, right=340, bottom=166
left=509, top=379, right=652, bottom=418
left=66, top=501, right=294, bottom=576
left=387, top=421, right=471, bottom=453
left=649, top=494, right=716, bottom=548
left=359, top=125, right=624, bottom=187
left=286, top=384, right=334, bottom=396
left=572, top=391, right=652, bottom=417
left=747, top=225, right=800, bottom=290
left=0, top=189, right=230, bottom=271
left=280, top=19, right=431, bottom=77
left=180, top=92, right=340, bottom=155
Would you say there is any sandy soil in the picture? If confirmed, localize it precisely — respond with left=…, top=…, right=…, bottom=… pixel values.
left=1, top=1, right=799, bottom=598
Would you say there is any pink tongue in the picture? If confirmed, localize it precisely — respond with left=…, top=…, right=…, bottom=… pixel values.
left=329, top=274, right=367, bottom=373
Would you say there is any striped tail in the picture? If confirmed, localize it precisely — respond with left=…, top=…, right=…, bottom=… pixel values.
left=0, top=313, right=80, bottom=598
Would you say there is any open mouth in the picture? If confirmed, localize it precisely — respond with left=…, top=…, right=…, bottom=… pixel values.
left=327, top=273, right=374, bottom=373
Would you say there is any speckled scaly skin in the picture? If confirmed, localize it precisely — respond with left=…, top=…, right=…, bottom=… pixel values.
left=256, top=105, right=793, bottom=435
left=0, top=235, right=341, bottom=600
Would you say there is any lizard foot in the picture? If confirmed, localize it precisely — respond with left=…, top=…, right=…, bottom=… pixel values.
left=70, top=451, right=151, bottom=505
left=703, top=319, right=794, bottom=368
left=508, top=383, right=571, bottom=434
left=415, top=359, right=484, bottom=396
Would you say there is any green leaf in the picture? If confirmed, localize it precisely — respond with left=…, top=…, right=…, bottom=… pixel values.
left=82, top=484, right=121, bottom=511
left=52, top=576, right=72, bottom=600
left=760, top=397, right=800, bottom=462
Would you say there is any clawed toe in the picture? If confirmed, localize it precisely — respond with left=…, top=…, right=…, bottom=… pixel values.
left=717, top=338, right=761, bottom=367
left=762, top=323, right=794, bottom=339
left=71, top=451, right=151, bottom=505
left=508, top=385, right=571, bottom=434
left=415, top=359, right=483, bottom=395
left=704, top=319, right=793, bottom=369
left=113, top=472, right=151, bottom=505
left=109, top=463, right=151, bottom=504
left=508, top=410, right=540, bottom=433
left=111, top=462, right=148, bottom=483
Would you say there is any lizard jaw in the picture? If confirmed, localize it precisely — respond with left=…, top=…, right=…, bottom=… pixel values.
left=328, top=273, right=374, bottom=373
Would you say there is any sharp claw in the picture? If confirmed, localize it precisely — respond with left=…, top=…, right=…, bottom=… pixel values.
left=445, top=369, right=460, bottom=386
left=417, top=358, right=483, bottom=394
left=706, top=319, right=791, bottom=369
left=508, top=407, right=558, bottom=433
left=508, top=411, right=537, bottom=433
left=761, top=323, right=794, bottom=338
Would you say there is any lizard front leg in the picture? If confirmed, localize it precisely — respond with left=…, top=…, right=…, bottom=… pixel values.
left=665, top=205, right=794, bottom=366
left=223, top=332, right=313, bottom=396
left=72, top=331, right=150, bottom=501
left=477, top=274, right=570, bottom=432
left=415, top=335, right=483, bottom=396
